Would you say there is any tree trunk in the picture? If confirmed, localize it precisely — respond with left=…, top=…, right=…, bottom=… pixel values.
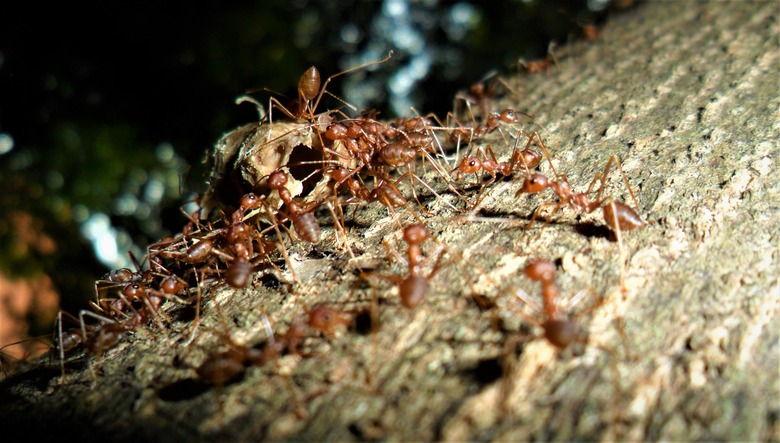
left=2, top=2, right=778, bottom=441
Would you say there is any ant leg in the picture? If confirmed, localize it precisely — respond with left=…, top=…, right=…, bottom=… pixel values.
left=607, top=198, right=627, bottom=292
left=383, top=238, right=408, bottom=269
left=56, top=311, right=68, bottom=384
left=547, top=41, right=560, bottom=69
left=512, top=286, right=544, bottom=315
left=310, top=50, right=394, bottom=116
left=266, top=96, right=298, bottom=124
left=593, top=155, right=642, bottom=216
left=397, top=168, right=460, bottom=214
left=527, top=131, right=559, bottom=178
left=189, top=268, right=206, bottom=343
left=416, top=146, right=469, bottom=205
left=398, top=168, right=434, bottom=217
left=267, top=218, right=300, bottom=286
left=323, top=198, right=357, bottom=260
left=522, top=201, right=566, bottom=244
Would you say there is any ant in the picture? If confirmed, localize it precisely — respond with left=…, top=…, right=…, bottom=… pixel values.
left=192, top=312, right=277, bottom=386
left=452, top=131, right=544, bottom=204
left=518, top=42, right=559, bottom=74
left=372, top=223, right=448, bottom=309
left=515, top=132, right=644, bottom=234
left=54, top=308, right=143, bottom=383
left=194, top=304, right=349, bottom=386
left=267, top=169, right=322, bottom=243
left=454, top=71, right=503, bottom=122
left=521, top=259, right=587, bottom=348
left=268, top=51, right=394, bottom=122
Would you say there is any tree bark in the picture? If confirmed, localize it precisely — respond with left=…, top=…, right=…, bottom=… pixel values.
left=2, top=1, right=778, bottom=441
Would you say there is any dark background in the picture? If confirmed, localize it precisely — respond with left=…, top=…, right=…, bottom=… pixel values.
left=0, top=1, right=626, bottom=343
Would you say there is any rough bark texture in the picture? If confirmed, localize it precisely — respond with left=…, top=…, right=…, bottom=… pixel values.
left=2, top=2, right=778, bottom=441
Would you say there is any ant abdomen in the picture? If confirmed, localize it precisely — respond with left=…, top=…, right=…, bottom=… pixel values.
left=293, top=212, right=321, bottom=243
left=226, top=259, right=253, bottom=288
left=184, top=240, right=214, bottom=264
left=518, top=173, right=550, bottom=195
left=399, top=275, right=428, bottom=309
left=57, top=329, right=84, bottom=355
left=602, top=200, right=644, bottom=231
left=380, top=142, right=417, bottom=167
left=298, top=67, right=321, bottom=102
left=370, top=182, right=407, bottom=209
left=542, top=319, right=578, bottom=349
left=196, top=348, right=246, bottom=385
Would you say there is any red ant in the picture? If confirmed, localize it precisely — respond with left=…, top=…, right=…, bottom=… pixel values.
left=194, top=304, right=349, bottom=385
left=267, top=51, right=394, bottom=122
left=518, top=42, right=559, bottom=74
left=267, top=169, right=322, bottom=243
left=453, top=131, right=544, bottom=201
left=454, top=71, right=503, bottom=122
left=515, top=132, right=644, bottom=234
left=372, top=223, right=448, bottom=309
left=521, top=260, right=587, bottom=348
left=54, top=307, right=144, bottom=383
left=193, top=313, right=276, bottom=386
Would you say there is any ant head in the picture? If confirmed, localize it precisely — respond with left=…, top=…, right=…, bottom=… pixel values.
left=308, top=304, right=350, bottom=336
left=521, top=173, right=550, bottom=194
left=524, top=260, right=556, bottom=282
left=403, top=223, right=429, bottom=245
left=267, top=170, right=288, bottom=189
left=325, top=123, right=348, bottom=141
left=239, top=193, right=263, bottom=212
left=122, top=282, right=145, bottom=299
left=160, top=275, right=185, bottom=295
left=499, top=109, right=518, bottom=123
left=458, top=155, right=482, bottom=174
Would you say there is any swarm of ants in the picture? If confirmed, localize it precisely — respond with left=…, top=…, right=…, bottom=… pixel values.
left=2, top=49, right=645, bottom=413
